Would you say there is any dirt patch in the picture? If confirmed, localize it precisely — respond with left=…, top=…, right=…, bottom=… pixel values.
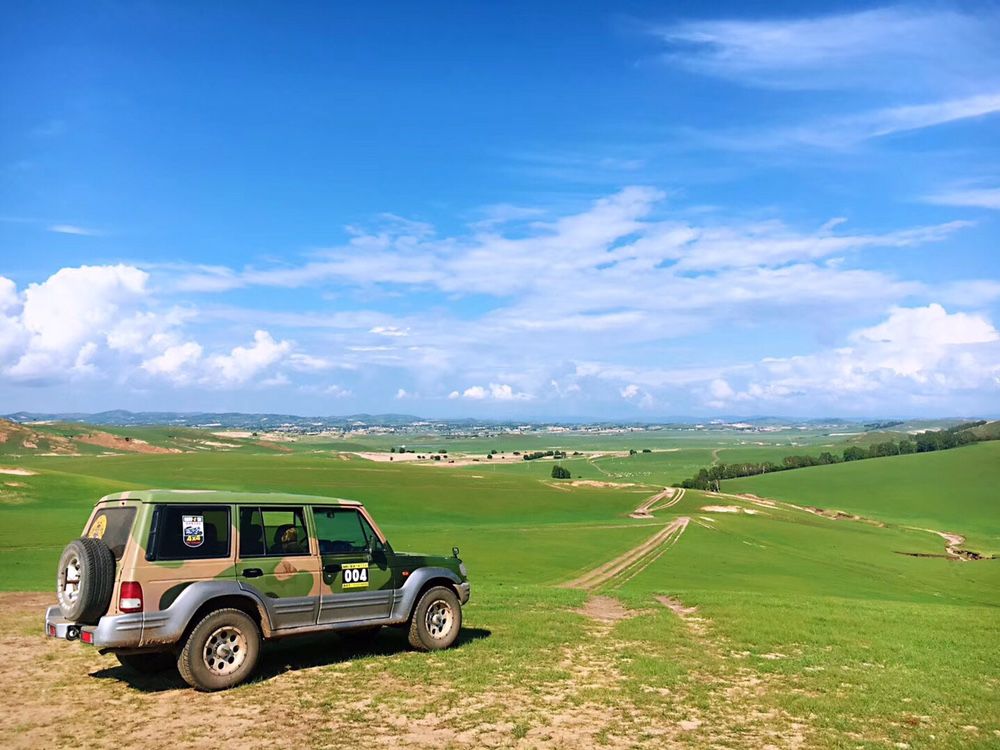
left=791, top=505, right=883, bottom=527
left=701, top=505, right=761, bottom=515
left=656, top=595, right=698, bottom=618
left=351, top=451, right=426, bottom=463
left=576, top=595, right=635, bottom=623
left=76, top=432, right=180, bottom=454
left=571, top=480, right=636, bottom=489
left=0, top=467, right=37, bottom=476
left=899, top=528, right=993, bottom=561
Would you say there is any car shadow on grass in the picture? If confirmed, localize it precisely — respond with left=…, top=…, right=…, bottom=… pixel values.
left=89, top=626, right=492, bottom=693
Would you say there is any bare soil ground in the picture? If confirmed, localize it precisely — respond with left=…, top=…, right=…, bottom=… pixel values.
left=75, top=432, right=180, bottom=454
left=1, top=592, right=809, bottom=750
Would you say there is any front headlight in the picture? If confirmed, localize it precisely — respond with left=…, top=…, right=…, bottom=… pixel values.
left=459, top=562, right=468, bottom=577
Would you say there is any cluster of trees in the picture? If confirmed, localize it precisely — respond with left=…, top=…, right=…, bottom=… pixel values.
left=677, top=422, right=993, bottom=491
left=523, top=449, right=567, bottom=461
left=551, top=465, right=572, bottom=479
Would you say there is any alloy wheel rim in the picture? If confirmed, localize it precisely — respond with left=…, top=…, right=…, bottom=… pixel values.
left=425, top=599, right=454, bottom=639
left=59, top=555, right=81, bottom=607
left=203, top=625, right=247, bottom=676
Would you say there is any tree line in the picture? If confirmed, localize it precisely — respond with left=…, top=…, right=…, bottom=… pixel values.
left=676, top=421, right=993, bottom=491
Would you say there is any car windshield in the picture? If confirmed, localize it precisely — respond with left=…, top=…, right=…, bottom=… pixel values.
left=85, top=506, right=137, bottom=560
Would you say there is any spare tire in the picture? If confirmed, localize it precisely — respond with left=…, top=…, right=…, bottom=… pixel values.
left=57, top=537, right=116, bottom=624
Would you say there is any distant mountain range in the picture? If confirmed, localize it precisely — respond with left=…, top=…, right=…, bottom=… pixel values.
left=1, top=410, right=981, bottom=431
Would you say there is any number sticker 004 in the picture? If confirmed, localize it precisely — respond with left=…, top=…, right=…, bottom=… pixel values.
left=342, top=563, right=369, bottom=589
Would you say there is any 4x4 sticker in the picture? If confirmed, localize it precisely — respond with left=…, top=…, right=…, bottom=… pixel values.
left=182, top=515, right=205, bottom=548
left=342, top=562, right=369, bottom=589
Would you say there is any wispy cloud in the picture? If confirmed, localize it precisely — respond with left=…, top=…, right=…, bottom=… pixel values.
left=48, top=224, right=104, bottom=236
left=924, top=186, right=1000, bottom=210
left=651, top=7, right=1000, bottom=151
left=651, top=7, right=999, bottom=93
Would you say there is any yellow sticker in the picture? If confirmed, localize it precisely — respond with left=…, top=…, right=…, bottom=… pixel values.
left=89, top=514, right=108, bottom=540
left=342, top=562, right=369, bottom=589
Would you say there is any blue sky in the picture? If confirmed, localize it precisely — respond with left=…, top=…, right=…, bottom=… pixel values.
left=1, top=1, right=998, bottom=418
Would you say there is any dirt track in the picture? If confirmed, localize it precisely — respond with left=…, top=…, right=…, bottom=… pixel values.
left=629, top=487, right=685, bottom=518
left=564, top=517, right=690, bottom=591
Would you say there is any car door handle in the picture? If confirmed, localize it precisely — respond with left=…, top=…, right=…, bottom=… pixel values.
left=323, top=563, right=341, bottom=574
left=242, top=568, right=263, bottom=578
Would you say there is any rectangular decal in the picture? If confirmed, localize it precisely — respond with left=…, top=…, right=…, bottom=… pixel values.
left=182, top=514, right=205, bottom=548
left=341, top=562, right=369, bottom=589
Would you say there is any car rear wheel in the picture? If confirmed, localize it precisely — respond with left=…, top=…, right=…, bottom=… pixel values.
left=177, top=608, right=261, bottom=691
left=56, top=538, right=115, bottom=625
left=116, top=651, right=176, bottom=674
left=408, top=586, right=462, bottom=651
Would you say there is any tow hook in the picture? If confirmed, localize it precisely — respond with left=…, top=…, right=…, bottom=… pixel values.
left=66, top=625, right=80, bottom=641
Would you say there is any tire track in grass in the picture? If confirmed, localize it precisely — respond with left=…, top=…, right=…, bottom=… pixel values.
left=629, top=487, right=685, bottom=518
left=563, top=516, right=690, bottom=591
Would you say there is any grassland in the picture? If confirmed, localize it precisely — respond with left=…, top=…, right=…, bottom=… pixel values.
left=0, top=427, right=997, bottom=749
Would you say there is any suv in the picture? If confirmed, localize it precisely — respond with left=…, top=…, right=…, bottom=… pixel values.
left=45, top=490, right=470, bottom=691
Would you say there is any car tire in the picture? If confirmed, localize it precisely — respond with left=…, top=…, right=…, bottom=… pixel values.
left=56, top=538, right=116, bottom=624
left=408, top=586, right=462, bottom=651
left=177, top=608, right=261, bottom=691
left=116, top=651, right=176, bottom=674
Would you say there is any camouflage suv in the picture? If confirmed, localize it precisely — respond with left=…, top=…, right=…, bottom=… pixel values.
left=45, top=490, right=470, bottom=690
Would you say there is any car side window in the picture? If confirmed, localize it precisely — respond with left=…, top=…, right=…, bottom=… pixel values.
left=239, top=506, right=310, bottom=557
left=152, top=505, right=231, bottom=560
left=313, top=508, right=371, bottom=555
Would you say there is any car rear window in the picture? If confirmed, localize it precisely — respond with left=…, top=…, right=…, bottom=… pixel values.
left=150, top=505, right=231, bottom=560
left=86, top=507, right=137, bottom=560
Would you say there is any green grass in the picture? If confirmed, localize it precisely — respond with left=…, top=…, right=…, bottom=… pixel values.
left=724, top=441, right=1000, bottom=554
left=2, top=432, right=998, bottom=748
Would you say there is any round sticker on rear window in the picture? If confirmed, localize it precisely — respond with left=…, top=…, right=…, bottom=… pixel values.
left=182, top=515, right=205, bottom=548
left=88, top=514, right=108, bottom=540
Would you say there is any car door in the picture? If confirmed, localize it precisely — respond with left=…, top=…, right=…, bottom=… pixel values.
left=312, top=506, right=394, bottom=624
left=235, top=505, right=321, bottom=629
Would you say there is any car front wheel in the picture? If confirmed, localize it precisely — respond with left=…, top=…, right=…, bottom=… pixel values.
left=408, top=586, right=462, bottom=651
left=177, top=608, right=261, bottom=691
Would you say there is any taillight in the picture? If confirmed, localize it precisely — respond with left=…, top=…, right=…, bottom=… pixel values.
left=119, top=581, right=143, bottom=613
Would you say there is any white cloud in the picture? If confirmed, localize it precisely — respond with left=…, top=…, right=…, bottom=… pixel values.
left=455, top=383, right=532, bottom=401
left=322, top=384, right=351, bottom=398
left=141, top=342, right=203, bottom=380
left=287, top=353, right=335, bottom=371
left=652, top=7, right=997, bottom=93
left=3, top=265, right=149, bottom=381
left=395, top=388, right=410, bottom=399
left=205, top=330, right=292, bottom=386
left=924, top=187, right=1000, bottom=210
left=370, top=325, right=409, bottom=337
left=620, top=383, right=641, bottom=399
left=698, top=305, right=1000, bottom=409
left=48, top=224, right=103, bottom=236
left=709, top=378, right=735, bottom=400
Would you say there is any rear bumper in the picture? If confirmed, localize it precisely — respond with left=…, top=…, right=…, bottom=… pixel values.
left=45, top=605, right=143, bottom=649
left=457, top=581, right=471, bottom=605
